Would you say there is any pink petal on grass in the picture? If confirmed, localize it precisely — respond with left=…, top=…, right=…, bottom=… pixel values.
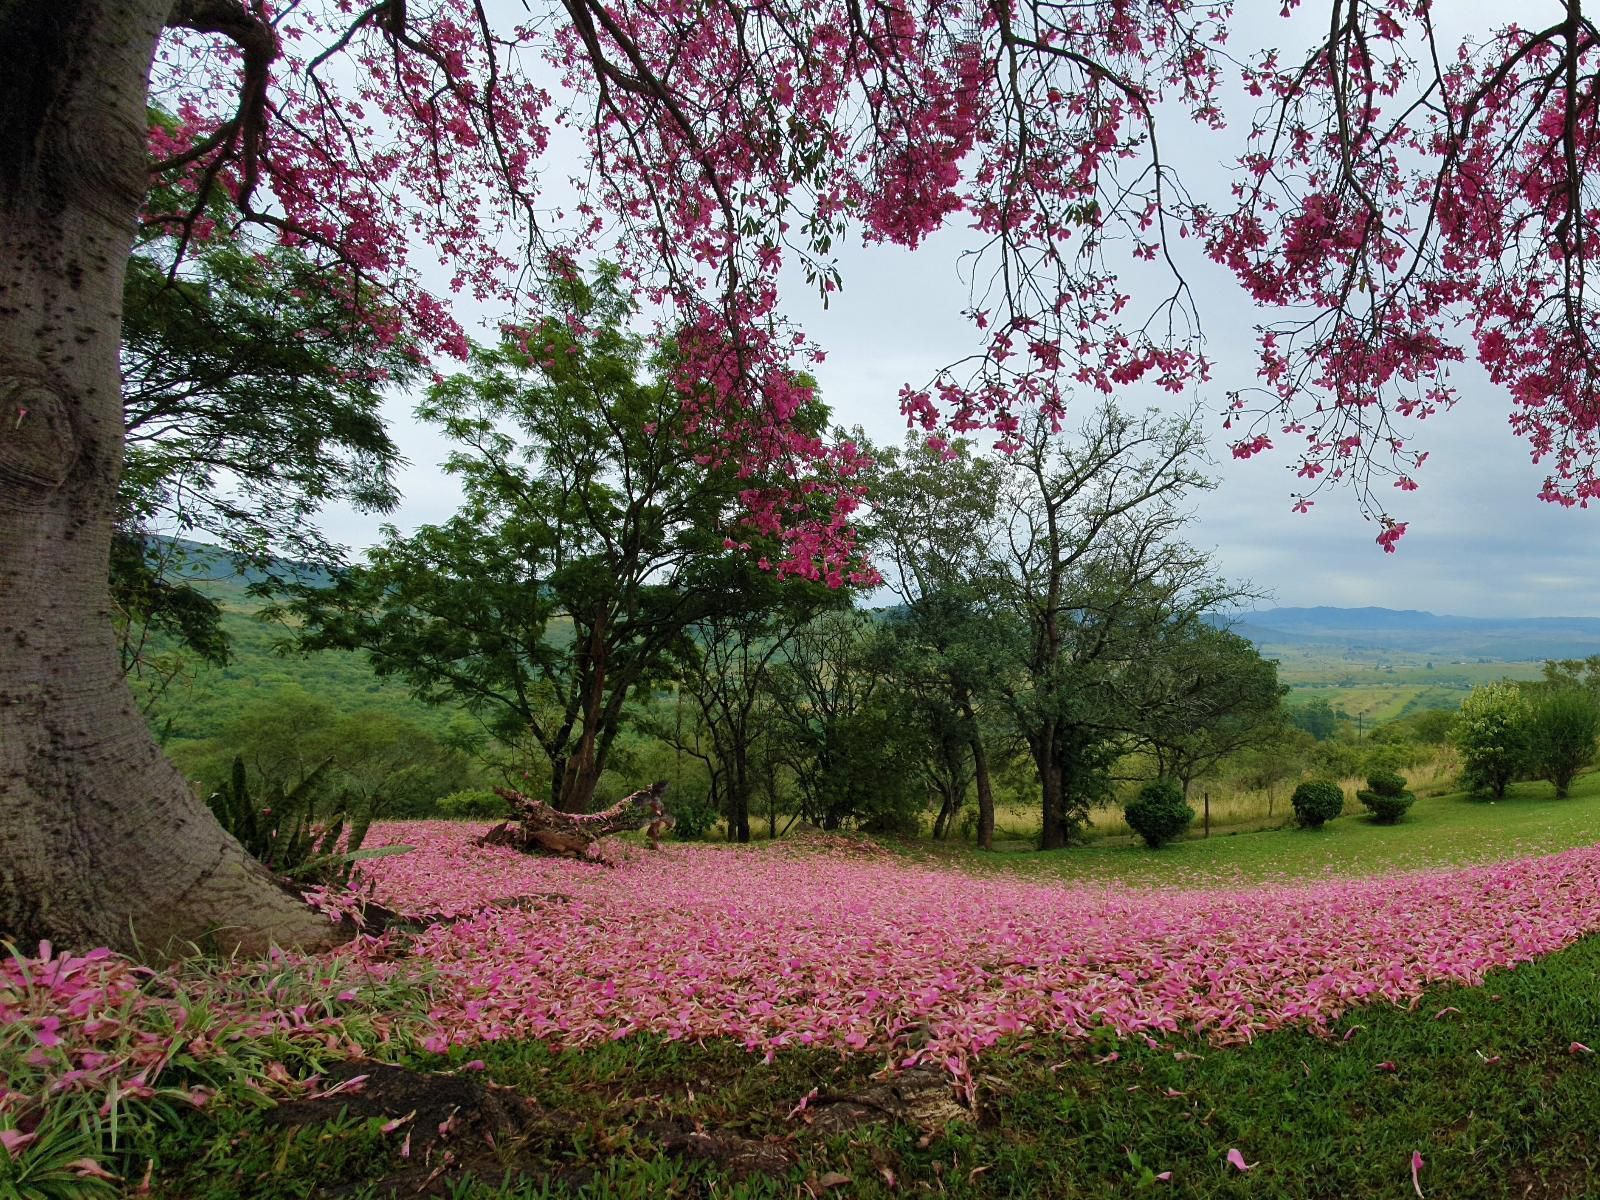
left=1571, top=1042, right=1594, bottom=1055
left=0, top=1129, right=37, bottom=1158
left=67, top=1158, right=119, bottom=1181
left=1226, top=1148, right=1256, bottom=1172
left=1433, top=1007, right=1461, bottom=1020
left=1376, top=1061, right=1397, bottom=1072
left=1411, top=1150, right=1425, bottom=1197
left=1156, top=1170, right=1173, bottom=1182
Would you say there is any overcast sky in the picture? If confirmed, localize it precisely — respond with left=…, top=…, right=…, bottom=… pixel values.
left=316, top=1, right=1599, bottom=620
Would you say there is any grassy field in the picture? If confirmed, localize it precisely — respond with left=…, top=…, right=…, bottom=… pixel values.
left=957, top=769, right=1600, bottom=888
left=1276, top=655, right=1546, bottom=727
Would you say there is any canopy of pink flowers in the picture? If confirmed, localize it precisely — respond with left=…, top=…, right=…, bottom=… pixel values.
left=8, top=821, right=1600, bottom=1138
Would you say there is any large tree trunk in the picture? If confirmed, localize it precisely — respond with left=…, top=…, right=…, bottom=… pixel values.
left=0, top=0, right=334, bottom=956
left=728, top=749, right=751, bottom=844
left=1030, top=728, right=1066, bottom=850
left=967, top=718, right=995, bottom=851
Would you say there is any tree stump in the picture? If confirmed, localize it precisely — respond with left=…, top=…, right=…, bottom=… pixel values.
left=479, top=780, right=675, bottom=855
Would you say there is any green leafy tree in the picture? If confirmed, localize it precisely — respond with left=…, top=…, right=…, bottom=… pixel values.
left=1288, top=697, right=1343, bottom=741
left=767, top=611, right=926, bottom=833
left=1124, top=779, right=1194, bottom=848
left=1135, top=623, right=1286, bottom=799
left=1291, top=780, right=1345, bottom=829
left=662, top=582, right=838, bottom=843
left=292, top=267, right=822, bottom=812
left=1527, top=687, right=1600, bottom=799
left=1356, top=770, right=1415, bottom=824
left=116, top=176, right=413, bottom=677
left=987, top=405, right=1253, bottom=848
left=1454, top=682, right=1533, bottom=800
left=866, top=433, right=1011, bottom=847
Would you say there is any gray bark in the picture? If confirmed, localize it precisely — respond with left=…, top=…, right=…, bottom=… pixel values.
left=0, top=0, right=336, bottom=955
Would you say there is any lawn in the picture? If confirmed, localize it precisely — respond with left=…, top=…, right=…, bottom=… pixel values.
left=953, top=770, right=1600, bottom=889
left=7, top=779, right=1600, bottom=1198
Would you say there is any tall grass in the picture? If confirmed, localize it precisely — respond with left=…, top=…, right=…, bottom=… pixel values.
left=982, top=747, right=1461, bottom=846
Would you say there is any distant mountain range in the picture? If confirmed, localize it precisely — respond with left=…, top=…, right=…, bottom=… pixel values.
left=1224, top=607, right=1600, bottom=661
left=140, top=535, right=336, bottom=590
left=146, top=535, right=1598, bottom=663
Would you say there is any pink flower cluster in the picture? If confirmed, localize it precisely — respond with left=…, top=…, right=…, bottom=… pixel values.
left=0, top=943, right=402, bottom=1148
left=348, top=822, right=1600, bottom=1083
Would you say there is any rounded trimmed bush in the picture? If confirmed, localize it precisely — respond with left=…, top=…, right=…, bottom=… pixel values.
left=1291, top=779, right=1345, bottom=829
left=1357, top=770, right=1415, bottom=824
left=1124, top=779, right=1195, bottom=849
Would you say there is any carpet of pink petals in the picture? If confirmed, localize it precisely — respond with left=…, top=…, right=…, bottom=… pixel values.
left=353, top=821, right=1600, bottom=1078
left=9, top=819, right=1600, bottom=1140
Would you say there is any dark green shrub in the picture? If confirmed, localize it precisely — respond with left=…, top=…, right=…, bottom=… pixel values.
left=1123, top=779, right=1195, bottom=849
left=1356, top=769, right=1415, bottom=824
left=437, top=788, right=508, bottom=819
left=1291, top=779, right=1344, bottom=828
left=671, top=796, right=719, bottom=841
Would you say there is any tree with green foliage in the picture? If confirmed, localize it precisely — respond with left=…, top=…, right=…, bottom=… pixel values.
left=1541, top=656, right=1600, bottom=694
left=867, top=433, right=1011, bottom=848
left=987, top=405, right=1253, bottom=848
left=1291, top=780, right=1345, bottom=829
left=1356, top=770, right=1415, bottom=824
left=1527, top=687, right=1600, bottom=799
left=292, top=267, right=823, bottom=812
left=1135, top=624, right=1286, bottom=800
left=767, top=611, right=926, bottom=834
left=1454, top=682, right=1533, bottom=800
left=1288, top=697, right=1344, bottom=741
left=666, top=586, right=837, bottom=843
left=115, top=177, right=413, bottom=679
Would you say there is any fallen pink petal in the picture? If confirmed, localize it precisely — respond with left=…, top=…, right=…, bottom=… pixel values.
left=1226, top=1148, right=1256, bottom=1172
left=1411, top=1150, right=1425, bottom=1197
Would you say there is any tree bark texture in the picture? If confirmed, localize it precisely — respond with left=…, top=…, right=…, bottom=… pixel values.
left=483, top=780, right=673, bottom=855
left=0, top=0, right=335, bottom=955
left=1031, top=728, right=1066, bottom=850
left=966, top=714, right=995, bottom=851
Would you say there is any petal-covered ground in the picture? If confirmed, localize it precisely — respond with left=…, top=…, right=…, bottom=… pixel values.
left=8, top=820, right=1600, bottom=1139
left=352, top=822, right=1600, bottom=1082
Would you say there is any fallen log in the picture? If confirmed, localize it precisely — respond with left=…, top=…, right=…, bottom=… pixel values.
left=479, top=780, right=676, bottom=855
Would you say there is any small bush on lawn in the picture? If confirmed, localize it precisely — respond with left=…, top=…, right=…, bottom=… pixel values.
left=436, top=789, right=507, bottom=819
left=671, top=796, right=719, bottom=840
left=1357, top=770, right=1415, bottom=824
left=1124, top=780, right=1195, bottom=849
left=1292, top=780, right=1345, bottom=829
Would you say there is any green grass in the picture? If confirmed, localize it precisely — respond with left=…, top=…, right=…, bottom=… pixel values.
left=131, top=933, right=1600, bottom=1198
left=931, top=770, right=1600, bottom=890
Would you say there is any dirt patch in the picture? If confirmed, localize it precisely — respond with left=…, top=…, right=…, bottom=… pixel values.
left=797, top=1066, right=970, bottom=1137
left=266, top=1060, right=552, bottom=1196
left=639, top=1120, right=792, bottom=1177
left=265, top=1060, right=795, bottom=1196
